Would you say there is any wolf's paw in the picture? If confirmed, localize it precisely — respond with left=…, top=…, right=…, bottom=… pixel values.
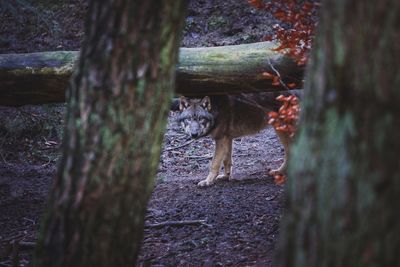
left=197, top=179, right=215, bottom=187
left=269, top=169, right=283, bottom=176
left=216, top=174, right=230, bottom=180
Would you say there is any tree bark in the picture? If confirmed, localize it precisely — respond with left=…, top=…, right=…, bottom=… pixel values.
left=0, top=42, right=303, bottom=106
left=275, top=0, right=400, bottom=266
left=32, top=1, right=187, bottom=266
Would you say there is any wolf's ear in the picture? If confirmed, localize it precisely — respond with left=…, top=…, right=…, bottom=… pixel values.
left=201, top=96, right=211, bottom=111
left=179, top=96, right=190, bottom=111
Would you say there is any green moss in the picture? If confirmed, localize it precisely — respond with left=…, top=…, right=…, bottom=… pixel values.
left=2, top=51, right=77, bottom=76
left=333, top=21, right=345, bottom=66
left=41, top=51, right=79, bottom=63
left=136, top=79, right=146, bottom=102
left=101, top=127, right=121, bottom=152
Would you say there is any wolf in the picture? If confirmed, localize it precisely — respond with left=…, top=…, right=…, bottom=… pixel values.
left=176, top=93, right=293, bottom=187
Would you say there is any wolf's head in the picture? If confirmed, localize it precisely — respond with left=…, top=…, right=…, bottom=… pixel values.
left=177, top=96, right=215, bottom=139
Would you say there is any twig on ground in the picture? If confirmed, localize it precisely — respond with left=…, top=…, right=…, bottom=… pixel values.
left=187, top=155, right=212, bottom=160
left=163, top=139, right=196, bottom=152
left=22, top=217, right=36, bottom=225
left=40, top=156, right=53, bottom=167
left=145, top=219, right=212, bottom=228
left=164, top=132, right=187, bottom=137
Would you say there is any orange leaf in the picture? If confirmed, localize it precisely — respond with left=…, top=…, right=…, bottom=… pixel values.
left=274, top=174, right=286, bottom=185
left=268, top=111, right=279, bottom=118
left=272, top=76, right=280, bottom=86
left=262, top=72, right=275, bottom=79
left=276, top=95, right=285, bottom=101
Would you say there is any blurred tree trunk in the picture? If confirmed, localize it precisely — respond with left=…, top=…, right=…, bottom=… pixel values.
left=275, top=0, right=400, bottom=266
left=33, top=1, right=187, bottom=266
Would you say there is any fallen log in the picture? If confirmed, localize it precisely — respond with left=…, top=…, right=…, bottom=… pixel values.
left=0, top=42, right=304, bottom=106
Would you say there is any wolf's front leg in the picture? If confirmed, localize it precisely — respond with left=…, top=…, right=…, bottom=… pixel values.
left=216, top=138, right=232, bottom=181
left=198, top=137, right=231, bottom=187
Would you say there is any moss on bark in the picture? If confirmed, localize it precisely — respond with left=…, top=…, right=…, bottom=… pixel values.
left=275, top=1, right=400, bottom=266
left=0, top=42, right=303, bottom=106
left=33, top=1, right=187, bottom=266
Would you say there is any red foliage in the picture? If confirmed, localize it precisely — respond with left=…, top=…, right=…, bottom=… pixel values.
left=249, top=0, right=318, bottom=183
left=267, top=94, right=300, bottom=184
left=249, top=0, right=316, bottom=125
left=249, top=0, right=320, bottom=65
left=273, top=173, right=286, bottom=185
left=267, top=94, right=300, bottom=138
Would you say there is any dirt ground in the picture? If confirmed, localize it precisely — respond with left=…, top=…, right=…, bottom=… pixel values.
left=0, top=1, right=286, bottom=266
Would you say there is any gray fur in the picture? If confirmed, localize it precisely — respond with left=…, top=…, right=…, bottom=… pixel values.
left=177, top=93, right=293, bottom=186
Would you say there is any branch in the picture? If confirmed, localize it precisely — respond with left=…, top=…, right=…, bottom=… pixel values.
left=145, top=219, right=212, bottom=228
left=267, top=58, right=290, bottom=91
left=163, top=139, right=196, bottom=152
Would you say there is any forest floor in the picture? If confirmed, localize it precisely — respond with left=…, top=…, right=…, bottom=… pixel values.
left=0, top=0, right=286, bottom=266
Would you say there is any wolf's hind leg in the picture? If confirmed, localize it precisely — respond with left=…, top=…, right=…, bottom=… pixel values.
left=270, top=130, right=291, bottom=175
left=198, top=137, right=231, bottom=187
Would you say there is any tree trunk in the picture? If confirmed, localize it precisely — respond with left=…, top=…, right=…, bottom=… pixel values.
left=0, top=42, right=303, bottom=106
left=275, top=0, right=400, bottom=266
left=32, top=1, right=187, bottom=266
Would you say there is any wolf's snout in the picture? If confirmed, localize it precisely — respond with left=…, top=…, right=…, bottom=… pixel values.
left=189, top=122, right=201, bottom=138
